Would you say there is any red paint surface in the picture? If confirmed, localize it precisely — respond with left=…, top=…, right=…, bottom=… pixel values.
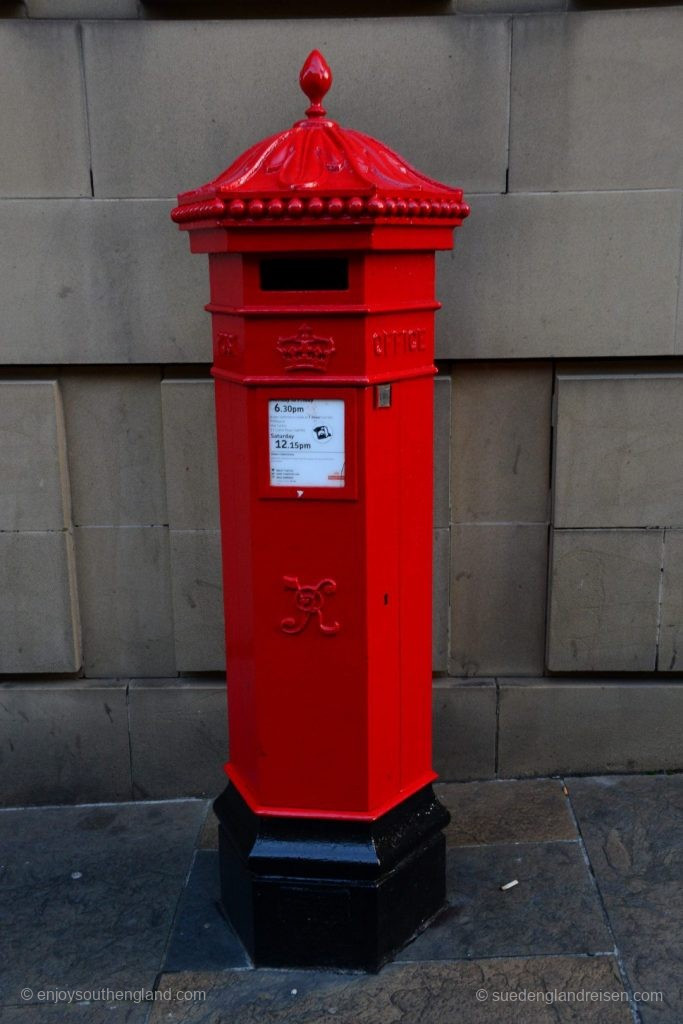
left=172, top=51, right=467, bottom=820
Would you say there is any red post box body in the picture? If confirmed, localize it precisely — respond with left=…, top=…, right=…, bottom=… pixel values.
left=172, top=52, right=468, bottom=970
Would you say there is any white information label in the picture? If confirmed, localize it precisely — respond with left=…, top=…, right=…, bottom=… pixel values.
left=269, top=399, right=345, bottom=489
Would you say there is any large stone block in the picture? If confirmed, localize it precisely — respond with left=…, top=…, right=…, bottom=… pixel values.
left=452, top=362, right=551, bottom=523
left=26, top=0, right=138, bottom=13
left=61, top=371, right=167, bottom=527
left=0, top=531, right=80, bottom=673
left=128, top=680, right=227, bottom=799
left=0, top=381, right=70, bottom=531
left=458, top=0, right=565, bottom=8
left=510, top=10, right=683, bottom=192
left=75, top=526, right=176, bottom=677
left=169, top=530, right=225, bottom=673
left=161, top=379, right=219, bottom=531
left=436, top=191, right=682, bottom=360
left=0, top=199, right=208, bottom=364
left=433, top=376, right=451, bottom=530
left=450, top=523, right=548, bottom=676
left=82, top=17, right=510, bottom=198
left=432, top=678, right=496, bottom=781
left=0, top=682, right=131, bottom=806
left=432, top=527, right=450, bottom=673
left=0, top=23, right=90, bottom=197
left=499, top=679, right=683, bottom=776
left=658, top=530, right=683, bottom=672
left=547, top=529, right=662, bottom=672
left=554, top=373, right=683, bottom=529
left=0, top=3, right=27, bottom=16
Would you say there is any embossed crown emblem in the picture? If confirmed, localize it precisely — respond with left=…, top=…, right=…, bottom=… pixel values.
left=276, top=325, right=335, bottom=372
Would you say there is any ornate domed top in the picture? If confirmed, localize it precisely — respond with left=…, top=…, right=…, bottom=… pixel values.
left=171, top=51, right=469, bottom=228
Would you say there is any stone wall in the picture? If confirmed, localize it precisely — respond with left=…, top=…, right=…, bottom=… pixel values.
left=1, top=2, right=682, bottom=803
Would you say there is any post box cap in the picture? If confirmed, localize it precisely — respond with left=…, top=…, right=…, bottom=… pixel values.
left=171, top=50, right=470, bottom=229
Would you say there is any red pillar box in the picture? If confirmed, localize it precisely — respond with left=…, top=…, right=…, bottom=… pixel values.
left=172, top=51, right=469, bottom=971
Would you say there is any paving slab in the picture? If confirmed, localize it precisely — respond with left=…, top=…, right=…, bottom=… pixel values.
left=3, top=776, right=677, bottom=1024
left=398, top=841, right=612, bottom=961
left=150, top=957, right=632, bottom=1023
left=197, top=779, right=578, bottom=856
left=568, top=774, right=683, bottom=1024
left=163, top=834, right=610, bottom=970
left=163, top=851, right=248, bottom=974
left=2, top=1005, right=147, bottom=1023
left=197, top=806, right=218, bottom=851
left=436, top=779, right=577, bottom=847
left=0, top=800, right=205, bottom=1009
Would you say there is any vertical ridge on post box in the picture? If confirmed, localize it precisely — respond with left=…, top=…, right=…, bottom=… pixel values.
left=171, top=49, right=469, bottom=972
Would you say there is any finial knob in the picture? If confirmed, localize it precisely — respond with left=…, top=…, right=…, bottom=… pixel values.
left=300, top=50, right=332, bottom=119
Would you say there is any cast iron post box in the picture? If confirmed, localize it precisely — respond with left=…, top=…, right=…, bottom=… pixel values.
left=171, top=51, right=469, bottom=971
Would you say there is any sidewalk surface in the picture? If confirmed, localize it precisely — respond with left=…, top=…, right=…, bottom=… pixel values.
left=1, top=774, right=681, bottom=1023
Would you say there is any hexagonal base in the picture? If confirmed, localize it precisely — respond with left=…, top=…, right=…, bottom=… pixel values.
left=213, top=782, right=449, bottom=972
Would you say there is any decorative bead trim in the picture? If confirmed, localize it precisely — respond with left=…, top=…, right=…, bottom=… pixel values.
left=171, top=197, right=226, bottom=222
left=172, top=194, right=470, bottom=224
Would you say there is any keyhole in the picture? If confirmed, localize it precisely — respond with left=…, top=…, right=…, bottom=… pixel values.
left=384, top=594, right=389, bottom=605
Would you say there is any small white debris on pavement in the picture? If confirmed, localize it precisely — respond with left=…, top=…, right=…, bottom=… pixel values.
left=500, top=879, right=519, bottom=891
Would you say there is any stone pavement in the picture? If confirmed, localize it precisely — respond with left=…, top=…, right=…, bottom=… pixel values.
left=1, top=775, right=681, bottom=1023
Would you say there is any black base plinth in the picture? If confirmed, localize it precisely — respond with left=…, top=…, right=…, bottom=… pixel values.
left=213, top=782, right=450, bottom=972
